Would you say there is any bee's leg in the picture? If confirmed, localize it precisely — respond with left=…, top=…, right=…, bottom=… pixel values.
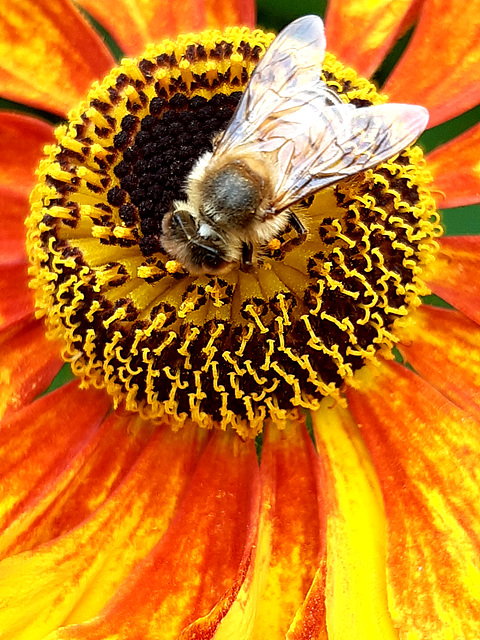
left=288, top=211, right=307, bottom=240
left=241, top=242, right=254, bottom=271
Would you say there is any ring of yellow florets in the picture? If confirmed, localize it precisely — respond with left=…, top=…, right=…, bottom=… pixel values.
left=26, top=26, right=441, bottom=437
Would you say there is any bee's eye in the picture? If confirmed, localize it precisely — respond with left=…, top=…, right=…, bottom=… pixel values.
left=193, top=245, right=223, bottom=269
left=188, top=242, right=230, bottom=274
left=204, top=258, right=231, bottom=275
left=203, top=253, right=223, bottom=269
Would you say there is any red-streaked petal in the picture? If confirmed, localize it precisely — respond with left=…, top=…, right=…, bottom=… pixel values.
left=384, top=0, right=480, bottom=127
left=75, top=0, right=206, bottom=56
left=0, top=188, right=29, bottom=265
left=0, top=411, right=156, bottom=559
left=0, top=263, right=35, bottom=331
left=425, top=236, right=480, bottom=324
left=311, top=401, right=398, bottom=640
left=0, top=0, right=115, bottom=117
left=62, top=424, right=209, bottom=627
left=281, top=418, right=328, bottom=640
left=75, top=0, right=255, bottom=57
left=181, top=428, right=274, bottom=639
left=0, top=381, right=109, bottom=537
left=286, top=568, right=328, bottom=640
left=427, top=122, right=480, bottom=208
left=0, top=319, right=63, bottom=419
left=182, top=416, right=324, bottom=639
left=250, top=418, right=322, bottom=637
left=399, top=305, right=480, bottom=419
left=205, top=0, right=255, bottom=31
left=40, top=430, right=259, bottom=639
left=0, top=113, right=53, bottom=194
left=347, top=362, right=480, bottom=637
left=0, top=419, right=210, bottom=638
left=325, top=0, right=421, bottom=78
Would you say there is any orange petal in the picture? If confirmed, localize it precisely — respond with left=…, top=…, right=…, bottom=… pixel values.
left=42, top=430, right=259, bottom=639
left=0, top=411, right=156, bottom=559
left=173, top=520, right=261, bottom=639
left=384, top=0, right=480, bottom=127
left=312, top=401, right=398, bottom=640
left=182, top=427, right=275, bottom=639
left=0, top=319, right=63, bottom=420
left=399, top=305, right=480, bottom=419
left=205, top=0, right=255, bottom=31
left=185, top=416, right=325, bottom=639
left=250, top=418, right=323, bottom=638
left=347, top=362, right=480, bottom=637
left=0, top=188, right=29, bottom=265
left=75, top=0, right=255, bottom=57
left=425, top=236, right=480, bottom=324
left=279, top=418, right=328, bottom=640
left=75, top=0, right=205, bottom=56
left=0, top=263, right=35, bottom=331
left=0, top=418, right=209, bottom=638
left=0, top=113, right=53, bottom=194
left=427, top=122, right=480, bottom=208
left=0, top=381, right=109, bottom=538
left=325, top=0, right=421, bottom=78
left=0, top=0, right=115, bottom=117
left=62, top=423, right=209, bottom=627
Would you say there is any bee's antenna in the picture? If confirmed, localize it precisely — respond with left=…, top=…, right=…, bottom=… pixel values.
left=171, top=211, right=194, bottom=241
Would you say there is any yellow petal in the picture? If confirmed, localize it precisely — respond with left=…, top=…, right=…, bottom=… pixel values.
left=312, top=400, right=398, bottom=640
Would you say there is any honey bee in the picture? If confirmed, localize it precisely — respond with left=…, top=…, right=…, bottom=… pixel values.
left=161, top=14, right=429, bottom=275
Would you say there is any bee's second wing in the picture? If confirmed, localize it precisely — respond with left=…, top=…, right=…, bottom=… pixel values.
left=269, top=100, right=429, bottom=212
left=217, top=14, right=334, bottom=154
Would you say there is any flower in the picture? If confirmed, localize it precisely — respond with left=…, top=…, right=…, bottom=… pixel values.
left=1, top=0, right=480, bottom=639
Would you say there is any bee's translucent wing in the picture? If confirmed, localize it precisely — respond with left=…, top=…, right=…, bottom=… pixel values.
left=270, top=100, right=429, bottom=211
left=217, top=15, right=341, bottom=154
left=214, top=14, right=428, bottom=213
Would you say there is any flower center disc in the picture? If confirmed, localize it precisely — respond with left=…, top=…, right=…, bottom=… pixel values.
left=26, top=26, right=441, bottom=437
